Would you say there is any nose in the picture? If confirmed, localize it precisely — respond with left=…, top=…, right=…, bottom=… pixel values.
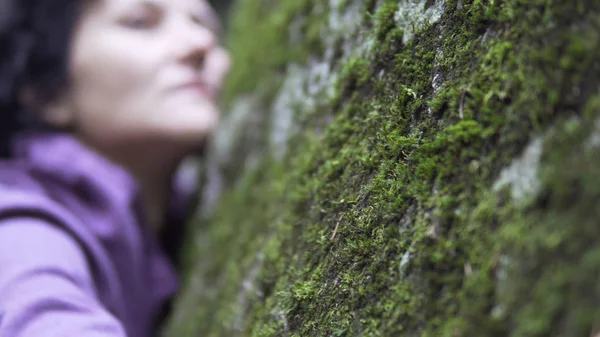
left=175, top=22, right=218, bottom=68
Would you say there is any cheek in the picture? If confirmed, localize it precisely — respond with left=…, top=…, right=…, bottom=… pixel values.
left=69, top=35, right=155, bottom=123
left=204, top=47, right=232, bottom=87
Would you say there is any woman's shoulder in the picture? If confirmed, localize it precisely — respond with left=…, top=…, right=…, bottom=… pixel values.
left=0, top=160, right=61, bottom=213
left=0, top=160, right=104, bottom=254
left=0, top=159, right=118, bottom=287
left=0, top=159, right=138, bottom=330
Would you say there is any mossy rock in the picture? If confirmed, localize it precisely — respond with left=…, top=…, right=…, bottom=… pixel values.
left=162, top=0, right=600, bottom=336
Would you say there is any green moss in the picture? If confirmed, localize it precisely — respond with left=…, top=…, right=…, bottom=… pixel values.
left=163, top=0, right=600, bottom=336
left=220, top=0, right=313, bottom=108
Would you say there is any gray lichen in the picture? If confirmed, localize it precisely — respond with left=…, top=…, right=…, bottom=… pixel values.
left=493, top=136, right=543, bottom=205
left=394, top=0, right=445, bottom=44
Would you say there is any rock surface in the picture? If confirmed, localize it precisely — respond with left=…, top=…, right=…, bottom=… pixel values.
left=162, top=0, right=600, bottom=336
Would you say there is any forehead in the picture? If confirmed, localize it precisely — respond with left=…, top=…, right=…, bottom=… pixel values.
left=91, top=0, right=217, bottom=18
left=85, top=0, right=221, bottom=32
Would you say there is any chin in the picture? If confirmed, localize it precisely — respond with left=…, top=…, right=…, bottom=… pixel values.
left=165, top=125, right=216, bottom=150
left=155, top=114, right=219, bottom=136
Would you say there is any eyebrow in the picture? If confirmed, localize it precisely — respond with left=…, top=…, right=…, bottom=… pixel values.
left=194, top=5, right=223, bottom=36
left=113, top=0, right=224, bottom=35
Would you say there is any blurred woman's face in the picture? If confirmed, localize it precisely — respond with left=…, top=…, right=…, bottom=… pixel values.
left=46, top=0, right=230, bottom=160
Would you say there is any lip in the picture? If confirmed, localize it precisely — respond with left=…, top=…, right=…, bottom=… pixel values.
left=172, top=80, right=217, bottom=101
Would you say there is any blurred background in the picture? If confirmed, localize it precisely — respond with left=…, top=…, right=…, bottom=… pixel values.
left=209, top=0, right=235, bottom=26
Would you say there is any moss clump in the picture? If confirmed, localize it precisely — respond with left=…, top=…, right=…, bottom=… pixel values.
left=163, top=0, right=600, bottom=336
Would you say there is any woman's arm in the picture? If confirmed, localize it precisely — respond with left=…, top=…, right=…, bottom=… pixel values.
left=0, top=218, right=127, bottom=337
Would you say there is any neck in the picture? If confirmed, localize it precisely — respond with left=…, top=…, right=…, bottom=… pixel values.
left=120, top=157, right=180, bottom=233
left=136, top=169, right=174, bottom=233
left=77, top=136, right=186, bottom=233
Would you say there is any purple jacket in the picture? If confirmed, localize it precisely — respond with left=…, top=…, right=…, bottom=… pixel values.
left=0, top=131, right=194, bottom=337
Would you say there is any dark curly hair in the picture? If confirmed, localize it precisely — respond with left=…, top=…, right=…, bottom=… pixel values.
left=0, top=0, right=84, bottom=157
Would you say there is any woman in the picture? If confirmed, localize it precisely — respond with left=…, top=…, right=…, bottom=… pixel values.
left=0, top=0, right=230, bottom=336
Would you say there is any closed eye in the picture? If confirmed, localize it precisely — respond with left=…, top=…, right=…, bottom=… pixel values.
left=119, top=2, right=163, bottom=30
